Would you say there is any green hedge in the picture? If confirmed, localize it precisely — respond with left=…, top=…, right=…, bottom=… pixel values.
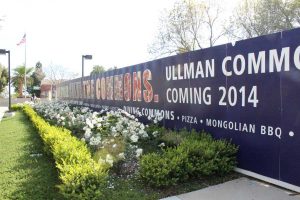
left=21, top=105, right=108, bottom=199
left=11, top=104, right=23, bottom=111
left=139, top=132, right=238, bottom=187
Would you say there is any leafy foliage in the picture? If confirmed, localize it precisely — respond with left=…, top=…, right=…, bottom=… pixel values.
left=0, top=112, right=63, bottom=199
left=12, top=65, right=33, bottom=97
left=149, top=0, right=226, bottom=57
left=14, top=101, right=241, bottom=198
left=31, top=61, right=45, bottom=96
left=140, top=148, right=190, bottom=187
left=21, top=105, right=108, bottom=199
left=90, top=65, right=106, bottom=76
left=150, top=0, right=300, bottom=56
left=34, top=101, right=151, bottom=168
left=139, top=132, right=238, bottom=187
left=228, top=0, right=300, bottom=39
left=0, top=63, right=8, bottom=93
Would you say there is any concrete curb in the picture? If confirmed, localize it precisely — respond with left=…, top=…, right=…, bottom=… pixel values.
left=0, top=107, right=8, bottom=122
left=160, top=196, right=182, bottom=200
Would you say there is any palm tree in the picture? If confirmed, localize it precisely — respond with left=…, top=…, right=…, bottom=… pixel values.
left=90, top=65, right=106, bottom=76
left=12, top=66, right=33, bottom=97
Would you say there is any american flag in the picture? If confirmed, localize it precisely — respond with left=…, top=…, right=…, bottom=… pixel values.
left=17, top=34, right=26, bottom=46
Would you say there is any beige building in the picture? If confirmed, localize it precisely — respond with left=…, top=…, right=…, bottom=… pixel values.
left=40, top=79, right=64, bottom=99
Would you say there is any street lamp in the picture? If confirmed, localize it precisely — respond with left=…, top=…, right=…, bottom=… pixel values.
left=82, top=55, right=92, bottom=77
left=0, top=49, right=11, bottom=111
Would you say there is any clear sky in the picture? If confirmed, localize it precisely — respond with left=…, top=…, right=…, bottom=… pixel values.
left=0, top=0, right=237, bottom=78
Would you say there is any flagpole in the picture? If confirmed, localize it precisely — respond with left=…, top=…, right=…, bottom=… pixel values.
left=24, top=33, right=27, bottom=97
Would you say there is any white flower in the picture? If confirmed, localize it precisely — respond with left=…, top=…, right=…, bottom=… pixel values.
left=86, top=118, right=94, bottom=129
left=98, top=157, right=105, bottom=164
left=89, top=136, right=101, bottom=146
left=122, top=130, right=129, bottom=136
left=118, top=152, right=125, bottom=159
left=112, top=144, right=117, bottom=148
left=158, top=142, right=165, bottom=147
left=140, top=124, right=145, bottom=130
left=130, top=134, right=139, bottom=143
left=139, top=129, right=147, bottom=137
left=116, top=124, right=123, bottom=132
left=152, top=131, right=158, bottom=137
left=136, top=148, right=143, bottom=158
left=142, top=132, right=148, bottom=138
left=84, top=128, right=92, bottom=139
left=111, top=127, right=117, bottom=133
left=105, top=154, right=114, bottom=166
left=81, top=107, right=89, bottom=113
left=92, top=112, right=98, bottom=117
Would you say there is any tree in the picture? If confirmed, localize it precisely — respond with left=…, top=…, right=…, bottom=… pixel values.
left=35, top=61, right=42, bottom=69
left=0, top=64, right=8, bottom=94
left=12, top=66, right=33, bottom=97
left=44, top=64, right=78, bottom=99
left=148, top=0, right=226, bottom=57
left=227, top=0, right=300, bottom=39
left=90, top=65, right=106, bottom=76
left=107, top=66, right=118, bottom=71
left=31, top=61, right=45, bottom=86
left=294, top=0, right=300, bottom=24
left=31, top=61, right=45, bottom=96
left=45, top=64, right=78, bottom=82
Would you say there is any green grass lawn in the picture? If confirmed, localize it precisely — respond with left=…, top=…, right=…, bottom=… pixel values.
left=102, top=172, right=240, bottom=200
left=0, top=112, right=63, bottom=200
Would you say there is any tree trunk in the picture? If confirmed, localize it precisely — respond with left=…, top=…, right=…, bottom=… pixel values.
left=18, top=81, right=23, bottom=97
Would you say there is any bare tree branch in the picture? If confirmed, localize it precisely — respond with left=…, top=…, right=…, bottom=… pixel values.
left=148, top=0, right=226, bottom=58
left=228, top=0, right=300, bottom=39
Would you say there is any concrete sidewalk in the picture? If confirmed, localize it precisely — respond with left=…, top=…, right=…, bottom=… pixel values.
left=0, top=107, right=8, bottom=122
left=161, top=177, right=300, bottom=200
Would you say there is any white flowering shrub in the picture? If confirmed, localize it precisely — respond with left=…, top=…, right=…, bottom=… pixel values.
left=33, top=101, right=161, bottom=170
left=19, top=101, right=238, bottom=189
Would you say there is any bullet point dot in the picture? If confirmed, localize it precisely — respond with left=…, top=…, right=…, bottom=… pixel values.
left=200, top=120, right=203, bottom=124
left=177, top=116, right=179, bottom=120
left=289, top=131, right=294, bottom=137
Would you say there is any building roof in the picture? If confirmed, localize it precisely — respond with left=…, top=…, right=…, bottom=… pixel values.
left=41, top=79, right=67, bottom=85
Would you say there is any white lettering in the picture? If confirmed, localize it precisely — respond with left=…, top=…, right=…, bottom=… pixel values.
left=269, top=47, right=290, bottom=72
left=222, top=56, right=232, bottom=76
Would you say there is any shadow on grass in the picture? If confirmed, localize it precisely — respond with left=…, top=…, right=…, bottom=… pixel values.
left=9, top=113, right=64, bottom=200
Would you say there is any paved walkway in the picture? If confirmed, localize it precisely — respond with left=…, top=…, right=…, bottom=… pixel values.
left=0, top=98, right=31, bottom=107
left=0, top=107, right=8, bottom=122
left=161, top=177, right=300, bottom=200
